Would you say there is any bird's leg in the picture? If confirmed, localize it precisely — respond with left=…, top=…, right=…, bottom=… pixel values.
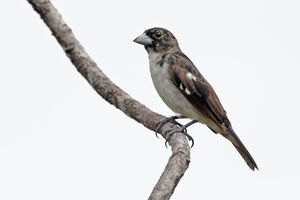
left=165, top=120, right=198, bottom=148
left=155, top=115, right=186, bottom=138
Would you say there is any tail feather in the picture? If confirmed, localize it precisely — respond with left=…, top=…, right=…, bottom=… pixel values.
left=225, top=128, right=258, bottom=171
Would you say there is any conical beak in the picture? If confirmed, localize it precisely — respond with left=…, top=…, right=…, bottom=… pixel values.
left=133, top=33, right=153, bottom=45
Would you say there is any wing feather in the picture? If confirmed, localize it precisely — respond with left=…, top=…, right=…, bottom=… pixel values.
left=168, top=52, right=230, bottom=131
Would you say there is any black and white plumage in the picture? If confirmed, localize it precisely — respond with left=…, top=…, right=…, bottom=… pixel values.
left=134, top=27, right=258, bottom=170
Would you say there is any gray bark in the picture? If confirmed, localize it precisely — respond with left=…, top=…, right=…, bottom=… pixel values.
left=27, top=0, right=191, bottom=199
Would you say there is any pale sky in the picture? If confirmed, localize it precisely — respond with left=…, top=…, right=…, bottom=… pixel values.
left=1, top=0, right=300, bottom=199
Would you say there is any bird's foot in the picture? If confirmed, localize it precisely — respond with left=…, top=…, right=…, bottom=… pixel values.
left=164, top=126, right=194, bottom=148
left=155, top=115, right=186, bottom=138
left=164, top=120, right=198, bottom=148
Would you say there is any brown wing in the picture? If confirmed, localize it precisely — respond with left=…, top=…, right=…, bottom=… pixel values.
left=168, top=52, right=230, bottom=132
left=168, top=52, right=259, bottom=170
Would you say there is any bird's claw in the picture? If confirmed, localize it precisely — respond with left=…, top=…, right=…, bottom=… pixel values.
left=164, top=127, right=194, bottom=148
left=155, top=116, right=183, bottom=138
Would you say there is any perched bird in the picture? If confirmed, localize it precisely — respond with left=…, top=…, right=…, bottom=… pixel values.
left=134, top=27, right=258, bottom=170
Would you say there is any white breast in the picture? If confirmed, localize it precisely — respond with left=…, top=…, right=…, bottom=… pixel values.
left=148, top=51, right=209, bottom=124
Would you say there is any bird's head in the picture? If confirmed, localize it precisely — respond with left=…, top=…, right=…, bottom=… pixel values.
left=134, top=27, right=180, bottom=53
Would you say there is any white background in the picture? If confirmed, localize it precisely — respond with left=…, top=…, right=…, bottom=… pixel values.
left=1, top=0, right=299, bottom=199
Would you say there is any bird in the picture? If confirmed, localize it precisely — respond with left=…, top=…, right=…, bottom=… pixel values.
left=133, top=27, right=258, bottom=171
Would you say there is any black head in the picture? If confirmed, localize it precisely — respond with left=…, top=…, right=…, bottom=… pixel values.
left=134, top=27, right=180, bottom=53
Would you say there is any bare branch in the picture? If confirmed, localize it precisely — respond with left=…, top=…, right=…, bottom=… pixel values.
left=27, top=0, right=190, bottom=199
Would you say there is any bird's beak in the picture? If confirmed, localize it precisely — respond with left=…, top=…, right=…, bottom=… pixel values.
left=133, top=33, right=153, bottom=45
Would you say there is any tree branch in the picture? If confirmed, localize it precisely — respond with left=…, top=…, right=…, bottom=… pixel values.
left=27, top=0, right=190, bottom=199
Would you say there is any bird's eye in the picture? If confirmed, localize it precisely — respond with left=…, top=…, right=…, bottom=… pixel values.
left=155, top=32, right=162, bottom=38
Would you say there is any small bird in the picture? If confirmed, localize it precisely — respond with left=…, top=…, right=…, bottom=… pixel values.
left=134, top=27, right=258, bottom=171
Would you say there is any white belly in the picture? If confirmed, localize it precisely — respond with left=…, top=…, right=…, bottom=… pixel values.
left=148, top=52, right=209, bottom=124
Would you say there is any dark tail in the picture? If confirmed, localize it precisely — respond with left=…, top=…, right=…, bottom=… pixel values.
left=225, top=128, right=258, bottom=171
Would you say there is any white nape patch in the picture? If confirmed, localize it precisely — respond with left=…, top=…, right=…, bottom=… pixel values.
left=179, top=83, right=184, bottom=90
left=186, top=72, right=196, bottom=81
left=185, top=88, right=191, bottom=95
